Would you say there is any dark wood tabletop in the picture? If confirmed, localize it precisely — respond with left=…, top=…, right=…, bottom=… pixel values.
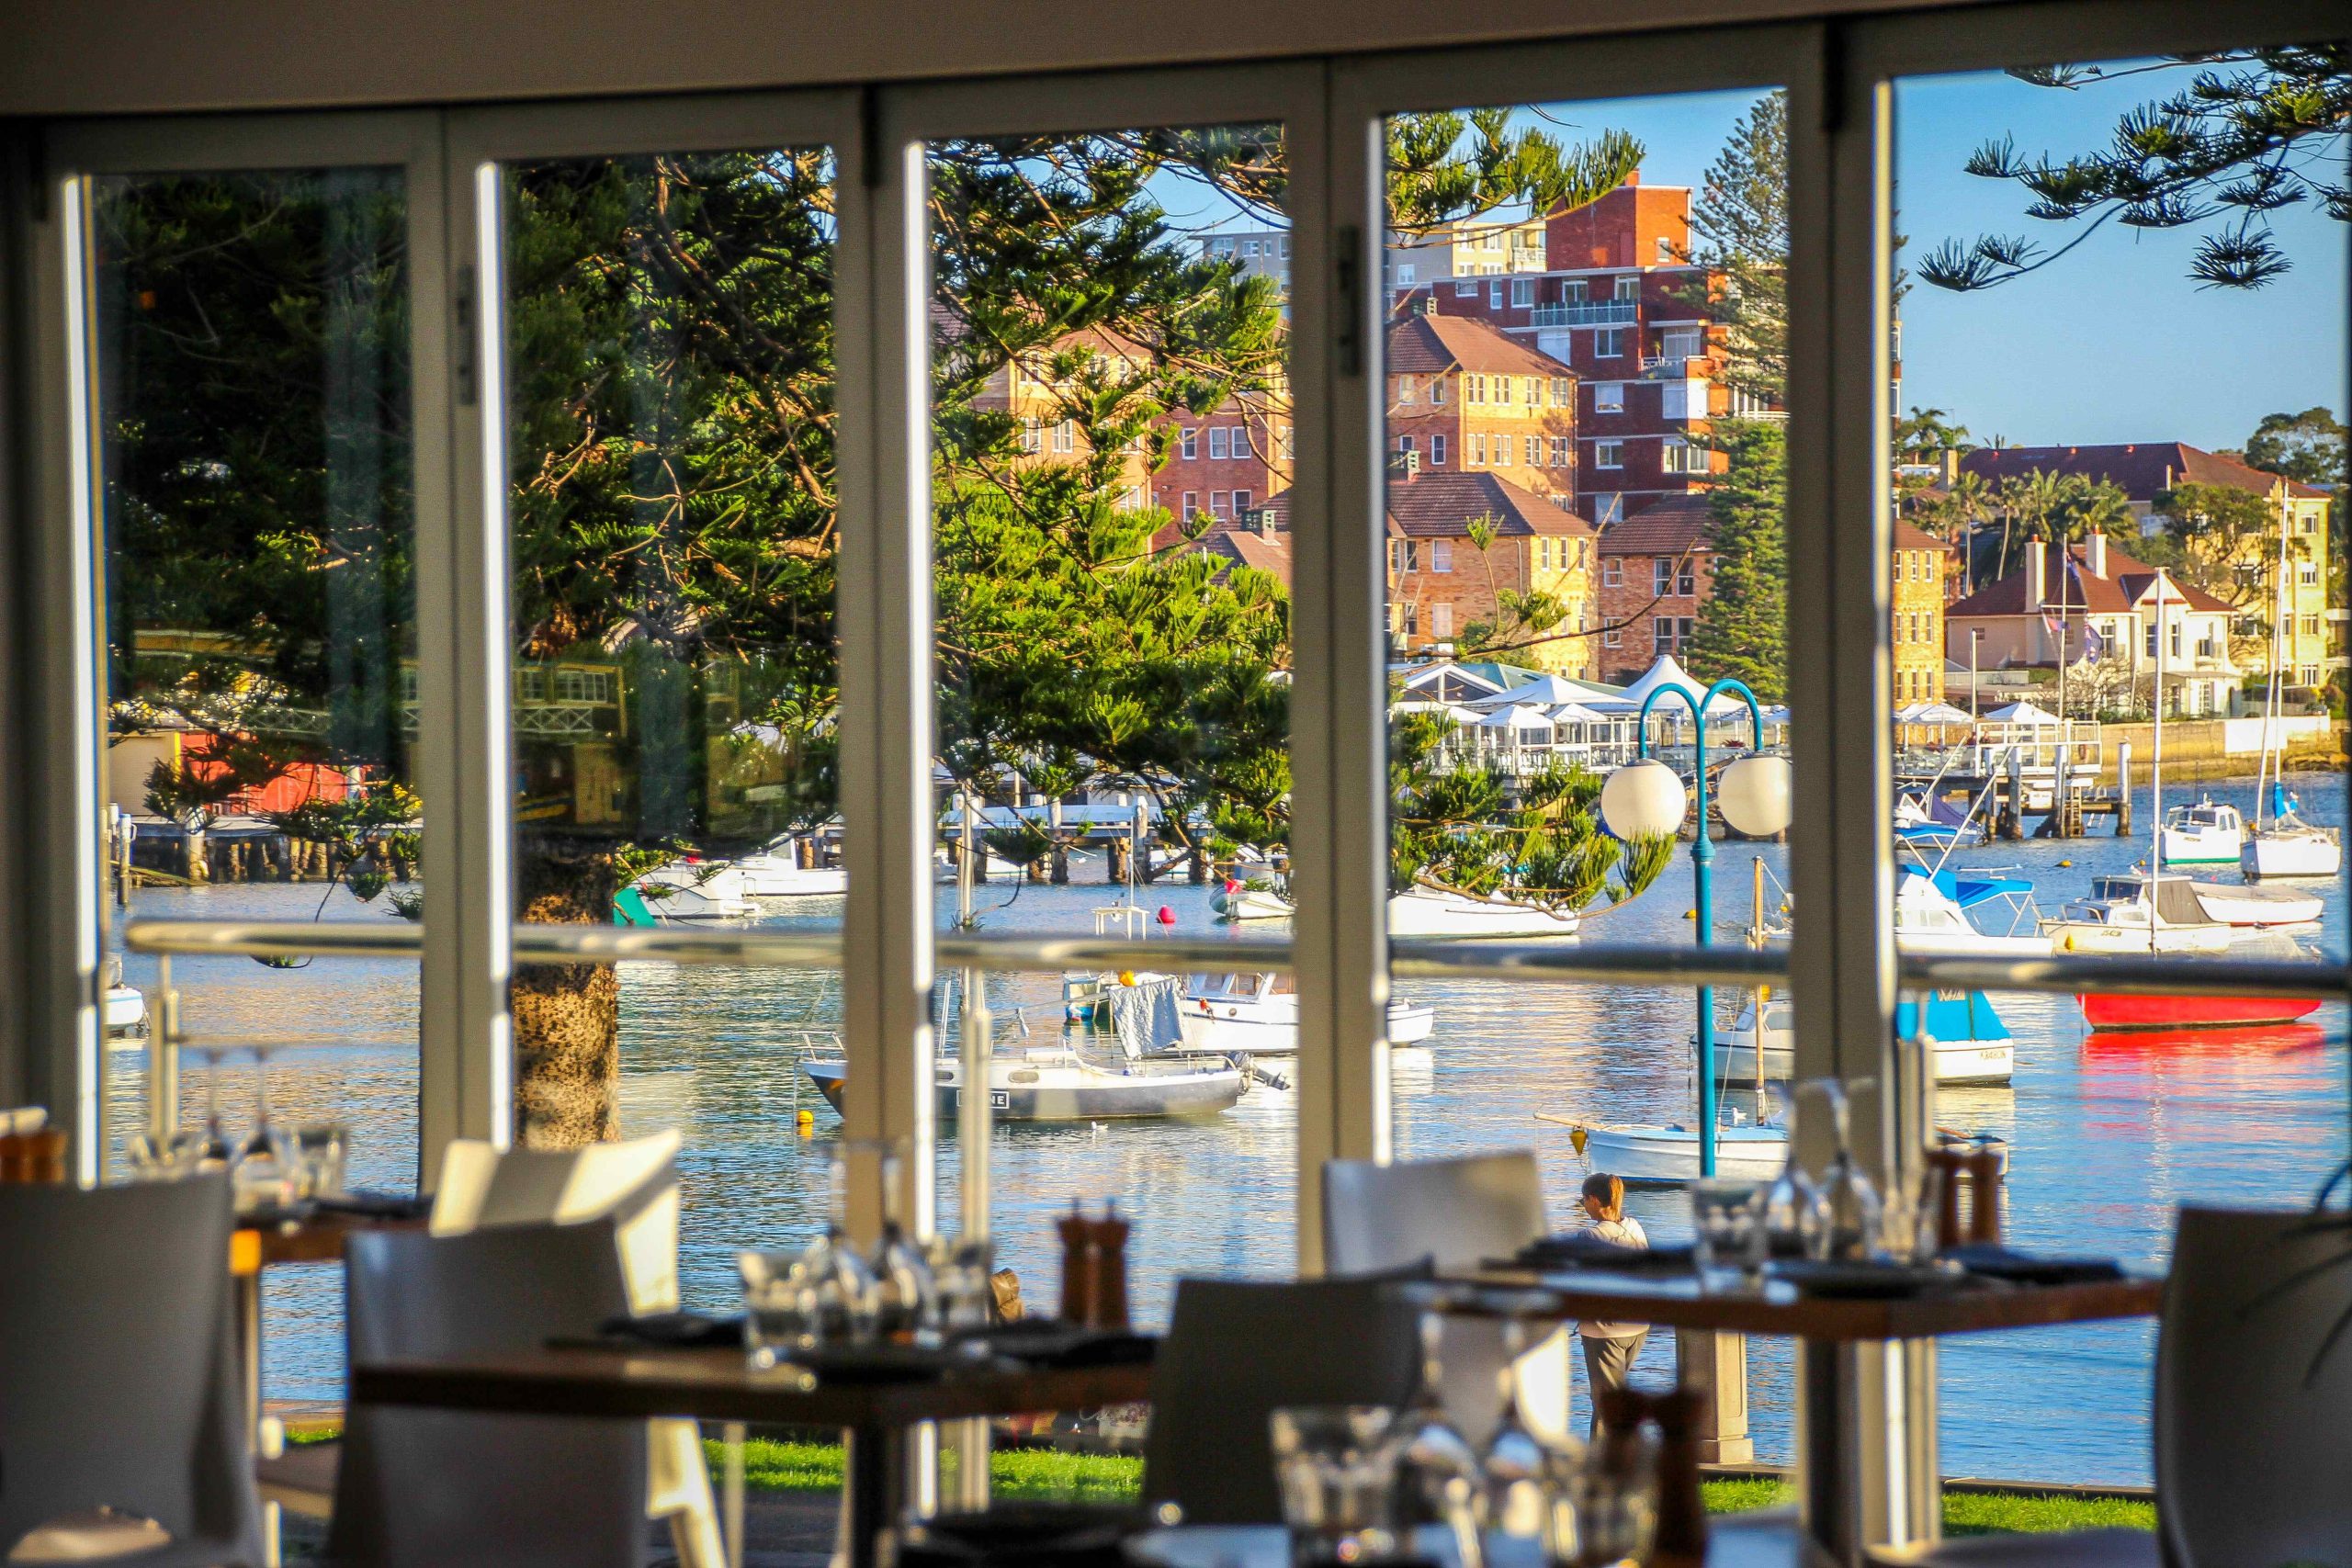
left=232, top=1208, right=426, bottom=1274
left=1439, top=1268, right=2165, bottom=1340
left=352, top=1345, right=1157, bottom=1427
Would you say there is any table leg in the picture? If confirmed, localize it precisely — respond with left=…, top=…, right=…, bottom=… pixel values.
left=1796, top=1337, right=1858, bottom=1566
left=234, top=1269, right=263, bottom=1450
left=840, top=1422, right=900, bottom=1568
left=723, top=1421, right=746, bottom=1568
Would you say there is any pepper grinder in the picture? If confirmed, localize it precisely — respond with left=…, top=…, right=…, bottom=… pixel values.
left=1089, top=1201, right=1132, bottom=1330
left=1927, top=1145, right=1969, bottom=1252
left=1645, top=1386, right=1709, bottom=1568
left=1962, top=1142, right=2004, bottom=1246
left=1056, top=1200, right=1097, bottom=1325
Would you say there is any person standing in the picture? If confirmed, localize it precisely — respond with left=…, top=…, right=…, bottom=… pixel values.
left=1577, top=1172, right=1650, bottom=1435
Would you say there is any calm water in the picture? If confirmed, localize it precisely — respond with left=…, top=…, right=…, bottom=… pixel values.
left=105, top=770, right=2350, bottom=1484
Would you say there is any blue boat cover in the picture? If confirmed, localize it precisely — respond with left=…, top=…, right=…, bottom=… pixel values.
left=1926, top=869, right=2035, bottom=908
left=1894, top=989, right=2010, bottom=1044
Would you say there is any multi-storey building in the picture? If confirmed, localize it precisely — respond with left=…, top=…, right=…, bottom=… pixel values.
left=1945, top=534, right=2241, bottom=717
left=1592, top=493, right=1713, bottom=682
left=1385, top=309, right=1579, bottom=506
left=1392, top=175, right=1776, bottom=528
left=1197, top=227, right=1293, bottom=288
left=1959, top=442, right=2335, bottom=692
left=1384, top=215, right=1548, bottom=292
left=1382, top=461, right=1597, bottom=679
left=1891, top=521, right=1955, bottom=705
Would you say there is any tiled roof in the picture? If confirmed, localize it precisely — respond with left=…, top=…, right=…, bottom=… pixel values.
left=1386, top=312, right=1575, bottom=378
left=1960, top=442, right=2328, bottom=502
left=1597, top=492, right=1713, bottom=555
left=1382, top=471, right=1592, bottom=538
left=1946, top=540, right=2235, bottom=618
left=1155, top=510, right=1295, bottom=588
left=1890, top=520, right=1955, bottom=552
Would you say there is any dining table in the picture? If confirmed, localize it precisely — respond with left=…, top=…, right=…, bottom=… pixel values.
left=354, top=1342, right=1159, bottom=1568
left=1436, top=1265, right=2166, bottom=1568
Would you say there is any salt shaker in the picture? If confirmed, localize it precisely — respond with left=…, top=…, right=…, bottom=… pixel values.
left=1089, top=1201, right=1132, bottom=1330
left=1056, top=1200, right=1097, bottom=1324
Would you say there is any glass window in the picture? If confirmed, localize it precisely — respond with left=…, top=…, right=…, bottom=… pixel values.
left=1596, top=440, right=1623, bottom=468
left=1594, top=326, right=1627, bottom=357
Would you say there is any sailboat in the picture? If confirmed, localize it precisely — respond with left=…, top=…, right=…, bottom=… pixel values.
left=2242, top=493, right=2341, bottom=879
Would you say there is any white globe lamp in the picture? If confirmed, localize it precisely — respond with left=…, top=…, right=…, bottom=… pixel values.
left=1600, top=759, right=1688, bottom=840
left=1716, top=754, right=1793, bottom=840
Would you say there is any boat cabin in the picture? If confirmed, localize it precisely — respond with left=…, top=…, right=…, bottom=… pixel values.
left=2066, top=873, right=2213, bottom=929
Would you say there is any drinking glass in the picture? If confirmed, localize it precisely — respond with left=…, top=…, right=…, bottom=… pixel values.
left=189, top=1045, right=232, bottom=1170
left=1689, top=1180, right=1765, bottom=1292
left=1269, top=1405, right=1401, bottom=1565
left=804, top=1144, right=882, bottom=1345
left=739, top=1248, right=820, bottom=1369
left=931, top=1235, right=997, bottom=1334
left=1389, top=1306, right=1486, bottom=1568
left=1565, top=1408, right=1659, bottom=1568
left=127, top=1128, right=209, bottom=1180
left=1878, top=1161, right=1943, bottom=1265
left=871, top=1147, right=939, bottom=1343
left=293, top=1123, right=347, bottom=1200
left=1483, top=1315, right=1550, bottom=1539
left=1759, top=1137, right=1822, bottom=1261
left=1811, top=1082, right=1883, bottom=1263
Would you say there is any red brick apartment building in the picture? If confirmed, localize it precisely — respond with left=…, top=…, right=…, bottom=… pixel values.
left=1393, top=175, right=1776, bottom=528
left=1592, top=492, right=1713, bottom=682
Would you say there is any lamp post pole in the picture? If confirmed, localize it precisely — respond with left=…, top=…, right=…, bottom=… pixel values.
left=1634, top=676, right=1766, bottom=1178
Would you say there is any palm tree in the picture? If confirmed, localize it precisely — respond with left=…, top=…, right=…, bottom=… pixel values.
left=1995, top=469, right=2067, bottom=582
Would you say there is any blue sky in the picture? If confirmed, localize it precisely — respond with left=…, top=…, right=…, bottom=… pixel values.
left=1172, top=66, right=2346, bottom=454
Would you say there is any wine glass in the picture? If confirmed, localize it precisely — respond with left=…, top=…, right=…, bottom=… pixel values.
left=1759, top=1132, right=1821, bottom=1261
left=231, top=1042, right=297, bottom=1213
left=1482, top=1313, right=1550, bottom=1540
left=870, top=1145, right=939, bottom=1343
left=801, top=1142, right=882, bottom=1347
left=1388, top=1302, right=1486, bottom=1568
left=1809, top=1080, right=1882, bottom=1263
left=188, top=1043, right=232, bottom=1171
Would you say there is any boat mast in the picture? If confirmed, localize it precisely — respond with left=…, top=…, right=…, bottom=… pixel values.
left=2151, top=569, right=2165, bottom=958
left=2254, top=488, right=2290, bottom=832
left=1750, top=854, right=1767, bottom=1099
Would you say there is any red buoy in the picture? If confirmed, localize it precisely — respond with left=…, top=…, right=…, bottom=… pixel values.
left=1156, top=905, right=1176, bottom=924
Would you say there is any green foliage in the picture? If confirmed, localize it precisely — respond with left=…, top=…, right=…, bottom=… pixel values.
left=1686, top=422, right=1789, bottom=702
left=2241, top=406, right=2348, bottom=488
left=1386, top=111, right=1643, bottom=240
left=2155, top=479, right=2278, bottom=635
left=1670, top=91, right=1788, bottom=404
left=1920, top=47, right=2350, bottom=291
left=1388, top=716, right=1669, bottom=917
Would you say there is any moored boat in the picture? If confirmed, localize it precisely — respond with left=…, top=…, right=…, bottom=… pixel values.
left=1210, top=879, right=1294, bottom=920
left=731, top=837, right=848, bottom=897
left=1388, top=885, right=1581, bottom=939
left=2075, top=992, right=2324, bottom=1032
left=1892, top=869, right=2049, bottom=957
left=2187, top=881, right=2323, bottom=930
left=631, top=862, right=758, bottom=919
left=1568, top=1122, right=1791, bottom=1185
left=2042, top=870, right=2232, bottom=954
left=1174, top=970, right=1434, bottom=1055
left=801, top=1046, right=1245, bottom=1121
left=2158, top=798, right=2243, bottom=866
left=1713, top=988, right=2014, bottom=1087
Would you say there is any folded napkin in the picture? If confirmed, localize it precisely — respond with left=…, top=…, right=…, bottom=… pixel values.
left=1945, top=1245, right=2124, bottom=1286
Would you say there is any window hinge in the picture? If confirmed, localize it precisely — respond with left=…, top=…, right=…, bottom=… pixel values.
left=1334, top=225, right=1363, bottom=378
left=453, top=263, right=478, bottom=408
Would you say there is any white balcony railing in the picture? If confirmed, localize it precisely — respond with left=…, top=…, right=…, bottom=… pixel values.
left=1529, top=299, right=1638, bottom=327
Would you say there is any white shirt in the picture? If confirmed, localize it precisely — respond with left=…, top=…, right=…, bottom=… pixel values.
left=1577, top=1215, right=1650, bottom=1339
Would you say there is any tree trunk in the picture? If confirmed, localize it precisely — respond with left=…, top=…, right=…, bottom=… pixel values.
left=511, top=840, right=621, bottom=1149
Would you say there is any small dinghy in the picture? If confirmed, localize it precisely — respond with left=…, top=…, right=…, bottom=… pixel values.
left=1210, top=878, right=1293, bottom=921
left=2188, top=881, right=2323, bottom=930
left=1388, top=886, right=1581, bottom=939
left=1566, top=1122, right=1792, bottom=1186
left=1714, top=988, right=2014, bottom=1088
left=801, top=1046, right=1244, bottom=1122
left=630, top=861, right=758, bottom=919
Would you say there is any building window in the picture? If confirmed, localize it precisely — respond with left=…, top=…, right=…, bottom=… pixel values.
left=1229, top=424, right=1248, bottom=457
left=2299, top=560, right=2320, bottom=585
left=1595, top=327, right=1627, bottom=358
left=1654, top=558, right=1675, bottom=596
left=2301, top=664, right=2321, bottom=686
left=1182, top=491, right=1198, bottom=520
left=1429, top=377, right=1447, bottom=405
left=1396, top=264, right=1416, bottom=286
left=1551, top=376, right=1572, bottom=405
left=1613, top=276, right=1639, bottom=300
left=1679, top=561, right=1697, bottom=596
left=1454, top=278, right=1478, bottom=296
left=1432, top=603, right=1453, bottom=637
left=1594, top=382, right=1624, bottom=413
left=1210, top=491, right=1227, bottom=517
left=1399, top=603, right=1419, bottom=637
left=2301, top=615, right=2321, bottom=637
left=1495, top=376, right=1512, bottom=405
left=1488, top=280, right=1504, bottom=309
left=1052, top=420, right=1075, bottom=453
left=1397, top=434, right=1416, bottom=455
left=515, top=667, right=548, bottom=700
left=1468, top=433, right=1486, bottom=466
left=1565, top=280, right=1589, bottom=303
left=1657, top=236, right=1677, bottom=264
left=1602, top=558, right=1623, bottom=587
left=1209, top=426, right=1229, bottom=460
left=1431, top=539, right=1454, bottom=573
left=1020, top=417, right=1042, bottom=453
left=2298, top=512, right=2318, bottom=536
left=1493, top=434, right=1510, bottom=466
left=555, top=669, right=613, bottom=704
left=1595, top=440, right=1623, bottom=469
left=1660, top=326, right=1704, bottom=360
left=1550, top=435, right=1571, bottom=466
left=1603, top=625, right=1623, bottom=648
left=1465, top=374, right=1487, bottom=404
left=1430, top=434, right=1447, bottom=465
left=1592, top=494, right=1624, bottom=527
left=1181, top=427, right=1197, bottom=459
left=1510, top=277, right=1534, bottom=306
left=1655, top=616, right=1676, bottom=653
left=1662, top=438, right=1701, bottom=474
left=1233, top=489, right=1252, bottom=513
left=1526, top=435, right=1542, bottom=466
left=1397, top=375, right=1415, bottom=403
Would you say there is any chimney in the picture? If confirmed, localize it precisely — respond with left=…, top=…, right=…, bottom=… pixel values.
left=1258, top=507, right=1277, bottom=542
left=1389, top=449, right=1421, bottom=482
left=2024, top=539, right=2047, bottom=609
left=2085, top=530, right=2107, bottom=578
left=1418, top=292, right=1438, bottom=318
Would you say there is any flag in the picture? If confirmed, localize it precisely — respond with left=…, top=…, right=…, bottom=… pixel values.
left=2079, top=620, right=2107, bottom=660
left=2041, top=611, right=2064, bottom=644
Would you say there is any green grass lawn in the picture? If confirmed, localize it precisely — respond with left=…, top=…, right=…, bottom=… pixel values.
left=707, top=1441, right=2155, bottom=1536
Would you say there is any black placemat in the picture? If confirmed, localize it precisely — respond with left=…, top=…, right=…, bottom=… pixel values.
left=1945, top=1245, right=2125, bottom=1286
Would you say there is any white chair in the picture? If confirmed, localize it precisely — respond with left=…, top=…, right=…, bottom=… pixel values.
left=431, top=1133, right=724, bottom=1568
left=1321, top=1151, right=1575, bottom=1449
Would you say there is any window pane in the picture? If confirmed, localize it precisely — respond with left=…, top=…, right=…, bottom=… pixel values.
left=927, top=122, right=1297, bottom=1314
left=91, top=166, right=420, bottom=1407
left=1380, top=82, right=1793, bottom=1456
left=1894, top=47, right=2348, bottom=1485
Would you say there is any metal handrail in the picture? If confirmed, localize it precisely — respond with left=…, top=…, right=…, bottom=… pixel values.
left=121, top=916, right=2350, bottom=1003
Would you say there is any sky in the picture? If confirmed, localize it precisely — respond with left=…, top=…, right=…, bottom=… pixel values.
left=1171, top=62, right=2346, bottom=456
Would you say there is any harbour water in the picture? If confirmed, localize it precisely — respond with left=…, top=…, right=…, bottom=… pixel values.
left=105, top=770, right=2348, bottom=1485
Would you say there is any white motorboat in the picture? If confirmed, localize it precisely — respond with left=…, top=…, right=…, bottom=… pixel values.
left=103, top=982, right=147, bottom=1039
left=732, top=839, right=848, bottom=897
left=1894, top=789, right=1987, bottom=857
left=2158, top=799, right=2243, bottom=866
left=1388, top=885, right=1581, bottom=939
left=1570, top=1122, right=1791, bottom=1185
left=1713, top=988, right=2014, bottom=1088
left=1210, top=879, right=1294, bottom=921
left=2242, top=784, right=2341, bottom=881
left=2043, top=870, right=2232, bottom=954
left=802, top=1044, right=1245, bottom=1122
left=630, top=862, right=758, bottom=919
left=1172, top=970, right=1434, bottom=1056
left=1891, top=869, right=2050, bottom=958
left=2188, top=881, right=2324, bottom=930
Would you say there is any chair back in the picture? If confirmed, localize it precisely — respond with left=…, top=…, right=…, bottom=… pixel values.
left=1141, top=1277, right=1420, bottom=1525
left=0, top=1175, right=261, bottom=1562
left=2156, top=1205, right=2352, bottom=1568
left=431, top=1131, right=681, bottom=1312
left=1322, top=1153, right=1561, bottom=1448
left=326, top=1219, right=647, bottom=1568
left=1321, top=1152, right=1547, bottom=1276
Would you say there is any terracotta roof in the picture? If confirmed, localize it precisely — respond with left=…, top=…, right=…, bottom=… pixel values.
left=1960, top=442, right=2328, bottom=502
left=1155, top=509, right=1295, bottom=589
left=1890, top=520, right=1954, bottom=552
left=1597, top=493, right=1713, bottom=555
left=1381, top=471, right=1592, bottom=538
left=1386, top=312, right=1576, bottom=379
left=1946, top=539, right=2235, bottom=619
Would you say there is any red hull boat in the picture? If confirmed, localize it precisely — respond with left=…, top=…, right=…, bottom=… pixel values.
left=2076, top=992, right=2324, bottom=1032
